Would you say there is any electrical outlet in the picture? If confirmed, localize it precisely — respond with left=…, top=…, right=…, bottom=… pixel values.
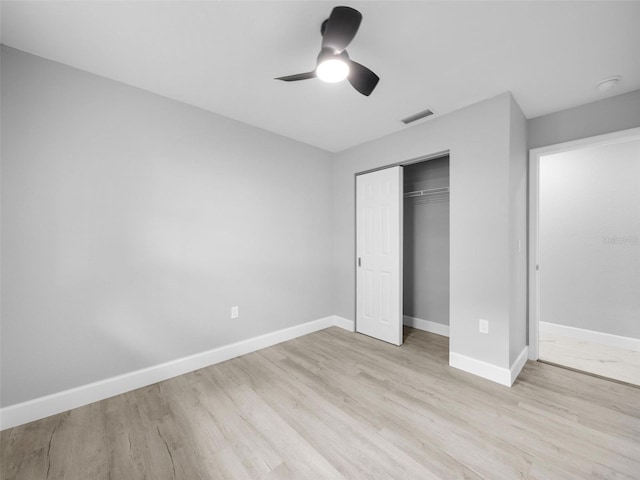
left=479, top=319, right=489, bottom=334
left=231, top=306, right=239, bottom=319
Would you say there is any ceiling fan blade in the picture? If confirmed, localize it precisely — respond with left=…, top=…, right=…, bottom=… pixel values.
left=347, top=60, right=379, bottom=96
left=275, top=71, right=316, bottom=81
left=322, top=6, right=362, bottom=52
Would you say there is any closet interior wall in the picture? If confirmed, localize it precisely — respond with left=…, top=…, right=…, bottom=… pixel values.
left=403, top=156, right=450, bottom=330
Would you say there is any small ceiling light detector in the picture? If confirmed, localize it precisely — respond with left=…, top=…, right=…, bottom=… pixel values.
left=596, top=76, right=621, bottom=93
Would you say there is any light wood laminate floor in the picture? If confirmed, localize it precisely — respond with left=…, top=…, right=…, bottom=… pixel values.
left=2, top=327, right=639, bottom=479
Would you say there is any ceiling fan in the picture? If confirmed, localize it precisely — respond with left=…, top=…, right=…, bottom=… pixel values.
left=275, top=6, right=379, bottom=96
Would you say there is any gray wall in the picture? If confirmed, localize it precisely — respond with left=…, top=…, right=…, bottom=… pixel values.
left=508, top=97, right=528, bottom=364
left=403, top=157, right=450, bottom=326
left=333, top=93, right=528, bottom=369
left=539, top=139, right=640, bottom=338
left=528, top=90, right=640, bottom=149
left=0, top=46, right=334, bottom=407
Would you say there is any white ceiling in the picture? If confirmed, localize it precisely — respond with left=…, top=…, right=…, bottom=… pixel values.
left=2, top=1, right=639, bottom=152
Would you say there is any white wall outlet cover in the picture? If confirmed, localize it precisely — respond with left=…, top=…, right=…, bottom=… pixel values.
left=479, top=319, right=489, bottom=334
left=231, top=306, right=239, bottom=319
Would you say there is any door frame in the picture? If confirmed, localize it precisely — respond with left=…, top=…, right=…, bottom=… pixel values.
left=528, top=127, right=640, bottom=360
left=354, top=150, right=450, bottom=336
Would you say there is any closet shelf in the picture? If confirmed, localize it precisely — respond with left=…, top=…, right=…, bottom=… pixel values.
left=404, top=187, right=449, bottom=198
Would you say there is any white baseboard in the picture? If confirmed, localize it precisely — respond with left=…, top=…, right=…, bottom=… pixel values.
left=1, top=315, right=353, bottom=430
left=403, top=315, right=449, bottom=337
left=449, top=345, right=529, bottom=387
left=510, top=346, right=529, bottom=385
left=540, top=321, right=640, bottom=352
left=449, top=352, right=512, bottom=386
left=333, top=315, right=355, bottom=332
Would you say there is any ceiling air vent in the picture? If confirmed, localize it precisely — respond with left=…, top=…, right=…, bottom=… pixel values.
left=401, top=108, right=434, bottom=125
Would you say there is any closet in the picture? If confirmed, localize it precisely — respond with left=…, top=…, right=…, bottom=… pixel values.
left=403, top=156, right=450, bottom=336
left=355, top=155, right=450, bottom=345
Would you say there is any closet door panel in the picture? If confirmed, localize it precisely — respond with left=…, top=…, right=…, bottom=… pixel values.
left=356, top=166, right=403, bottom=346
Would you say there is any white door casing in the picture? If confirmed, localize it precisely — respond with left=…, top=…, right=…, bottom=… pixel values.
left=356, top=166, right=403, bottom=346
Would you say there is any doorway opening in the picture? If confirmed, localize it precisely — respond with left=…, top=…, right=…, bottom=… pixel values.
left=529, top=128, right=640, bottom=385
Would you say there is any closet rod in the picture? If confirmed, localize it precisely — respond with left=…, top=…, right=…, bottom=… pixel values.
left=404, top=187, right=449, bottom=198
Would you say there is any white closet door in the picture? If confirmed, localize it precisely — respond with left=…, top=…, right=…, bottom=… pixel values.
left=356, top=166, right=403, bottom=346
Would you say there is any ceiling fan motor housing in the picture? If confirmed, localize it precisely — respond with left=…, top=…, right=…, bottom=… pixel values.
left=320, top=18, right=329, bottom=36
left=317, top=47, right=349, bottom=65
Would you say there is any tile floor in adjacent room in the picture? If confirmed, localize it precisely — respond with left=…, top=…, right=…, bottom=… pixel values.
left=539, top=331, right=640, bottom=386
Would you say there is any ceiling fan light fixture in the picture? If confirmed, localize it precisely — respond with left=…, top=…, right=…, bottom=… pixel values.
left=316, top=58, right=349, bottom=83
left=275, top=6, right=378, bottom=95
